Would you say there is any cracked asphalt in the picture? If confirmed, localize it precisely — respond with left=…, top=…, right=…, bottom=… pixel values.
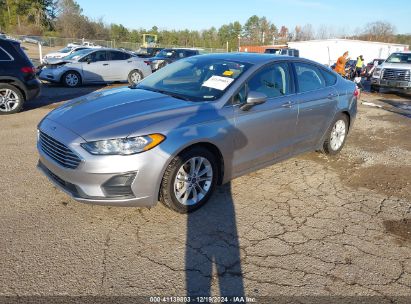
left=0, top=84, right=410, bottom=301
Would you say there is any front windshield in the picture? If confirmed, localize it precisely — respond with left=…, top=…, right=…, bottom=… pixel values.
left=136, top=56, right=251, bottom=102
left=59, top=47, right=72, bottom=53
left=386, top=53, right=411, bottom=63
left=63, top=48, right=93, bottom=61
left=155, top=49, right=175, bottom=58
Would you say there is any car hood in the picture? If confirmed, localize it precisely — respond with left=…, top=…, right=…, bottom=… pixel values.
left=44, top=87, right=200, bottom=141
left=381, top=62, right=411, bottom=69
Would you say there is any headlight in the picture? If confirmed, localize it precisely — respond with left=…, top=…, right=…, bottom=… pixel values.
left=373, top=68, right=382, bottom=77
left=81, top=134, right=165, bottom=155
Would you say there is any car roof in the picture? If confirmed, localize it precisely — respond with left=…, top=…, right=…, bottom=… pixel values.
left=194, top=52, right=296, bottom=64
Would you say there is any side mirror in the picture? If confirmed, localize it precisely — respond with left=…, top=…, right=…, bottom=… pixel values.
left=240, top=91, right=267, bottom=111
left=87, top=58, right=92, bottom=64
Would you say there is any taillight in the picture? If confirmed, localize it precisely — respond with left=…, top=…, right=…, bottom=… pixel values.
left=353, top=87, right=359, bottom=97
left=21, top=66, right=36, bottom=74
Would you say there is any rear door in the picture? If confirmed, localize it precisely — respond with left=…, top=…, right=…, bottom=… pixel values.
left=292, top=62, right=338, bottom=150
left=232, top=62, right=299, bottom=174
left=106, top=50, right=132, bottom=81
left=81, top=50, right=110, bottom=82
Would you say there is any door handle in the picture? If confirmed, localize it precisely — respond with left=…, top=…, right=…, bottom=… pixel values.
left=327, top=93, right=337, bottom=99
left=103, top=63, right=109, bottom=66
left=281, top=101, right=292, bottom=108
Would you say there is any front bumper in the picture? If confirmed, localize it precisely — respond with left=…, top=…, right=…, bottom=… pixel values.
left=37, top=119, right=170, bottom=207
left=38, top=68, right=64, bottom=83
left=371, top=78, right=411, bottom=89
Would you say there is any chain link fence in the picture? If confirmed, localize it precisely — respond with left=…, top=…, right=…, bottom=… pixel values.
left=7, top=34, right=225, bottom=64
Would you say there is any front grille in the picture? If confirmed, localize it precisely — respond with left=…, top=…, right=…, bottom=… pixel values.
left=382, top=69, right=410, bottom=81
left=39, top=131, right=81, bottom=169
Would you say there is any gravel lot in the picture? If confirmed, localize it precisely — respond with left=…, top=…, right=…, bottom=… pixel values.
left=0, top=83, right=410, bottom=302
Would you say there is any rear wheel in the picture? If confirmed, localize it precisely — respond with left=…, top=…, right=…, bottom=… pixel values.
left=128, top=69, right=143, bottom=85
left=322, top=114, right=349, bottom=155
left=62, top=71, right=81, bottom=87
left=160, top=147, right=218, bottom=213
left=0, top=84, right=24, bottom=115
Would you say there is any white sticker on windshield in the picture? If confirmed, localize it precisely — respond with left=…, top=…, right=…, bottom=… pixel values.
left=202, top=76, right=234, bottom=91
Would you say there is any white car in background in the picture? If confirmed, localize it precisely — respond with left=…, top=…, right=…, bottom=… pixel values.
left=43, top=46, right=93, bottom=63
left=39, top=48, right=152, bottom=87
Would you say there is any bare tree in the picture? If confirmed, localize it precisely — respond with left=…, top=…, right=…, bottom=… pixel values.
left=362, top=21, right=396, bottom=42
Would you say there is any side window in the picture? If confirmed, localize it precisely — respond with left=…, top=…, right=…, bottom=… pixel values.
left=91, top=51, right=107, bottom=62
left=123, top=52, right=131, bottom=59
left=109, top=51, right=125, bottom=61
left=177, top=51, right=185, bottom=58
left=248, top=62, right=291, bottom=98
left=0, top=47, right=12, bottom=61
left=294, top=62, right=326, bottom=92
left=320, top=68, right=337, bottom=86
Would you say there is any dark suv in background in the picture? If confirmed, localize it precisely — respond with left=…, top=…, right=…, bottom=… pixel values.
left=147, top=48, right=200, bottom=71
left=0, top=38, right=41, bottom=114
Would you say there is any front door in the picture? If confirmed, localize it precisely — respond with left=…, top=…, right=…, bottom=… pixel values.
left=232, top=62, right=299, bottom=175
left=81, top=50, right=110, bottom=83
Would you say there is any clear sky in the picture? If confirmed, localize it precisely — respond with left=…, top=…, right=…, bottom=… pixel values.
left=76, top=0, right=411, bottom=34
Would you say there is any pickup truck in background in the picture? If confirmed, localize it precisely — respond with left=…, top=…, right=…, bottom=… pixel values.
left=371, top=52, right=411, bottom=92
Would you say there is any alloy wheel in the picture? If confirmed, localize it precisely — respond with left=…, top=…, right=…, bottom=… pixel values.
left=130, top=71, right=142, bottom=84
left=0, top=89, right=20, bottom=113
left=173, top=156, right=213, bottom=206
left=330, top=119, right=346, bottom=151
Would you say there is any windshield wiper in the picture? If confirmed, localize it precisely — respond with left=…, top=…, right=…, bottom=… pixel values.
left=137, top=86, right=192, bottom=101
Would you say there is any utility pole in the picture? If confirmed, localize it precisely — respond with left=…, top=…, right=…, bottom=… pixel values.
left=238, top=35, right=241, bottom=52
left=262, top=31, right=265, bottom=44
left=226, top=41, right=228, bottom=52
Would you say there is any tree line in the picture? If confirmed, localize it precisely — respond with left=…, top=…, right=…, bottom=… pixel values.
left=1, top=0, right=410, bottom=49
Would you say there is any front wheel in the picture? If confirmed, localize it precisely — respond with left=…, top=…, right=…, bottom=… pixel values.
left=160, top=147, right=218, bottom=213
left=322, top=114, right=349, bottom=155
left=62, top=71, right=81, bottom=87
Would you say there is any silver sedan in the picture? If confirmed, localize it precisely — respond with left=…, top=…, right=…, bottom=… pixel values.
left=39, top=48, right=152, bottom=87
left=37, top=53, right=357, bottom=213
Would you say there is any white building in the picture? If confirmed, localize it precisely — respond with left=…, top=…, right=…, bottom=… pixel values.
left=287, top=39, right=409, bottom=66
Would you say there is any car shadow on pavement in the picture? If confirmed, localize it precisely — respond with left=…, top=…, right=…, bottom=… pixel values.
left=156, top=99, right=247, bottom=297
left=23, top=82, right=114, bottom=112
left=185, top=182, right=245, bottom=297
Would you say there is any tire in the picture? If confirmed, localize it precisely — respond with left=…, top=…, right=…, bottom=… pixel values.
left=159, top=147, right=218, bottom=213
left=62, top=71, right=81, bottom=87
left=128, top=69, right=143, bottom=85
left=370, top=85, right=380, bottom=93
left=322, top=114, right=349, bottom=155
left=0, top=83, right=24, bottom=115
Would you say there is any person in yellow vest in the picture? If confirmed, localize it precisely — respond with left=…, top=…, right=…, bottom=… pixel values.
left=355, top=55, right=364, bottom=77
left=334, top=51, right=349, bottom=76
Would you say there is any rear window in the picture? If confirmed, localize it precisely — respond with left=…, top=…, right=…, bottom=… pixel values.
left=320, top=68, right=337, bottom=86
left=10, top=42, right=31, bottom=63
left=0, top=47, right=12, bottom=61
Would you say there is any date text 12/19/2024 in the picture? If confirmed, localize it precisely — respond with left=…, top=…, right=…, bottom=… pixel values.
left=149, top=296, right=257, bottom=303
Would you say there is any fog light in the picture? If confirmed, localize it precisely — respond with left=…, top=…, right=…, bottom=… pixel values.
left=101, top=172, right=136, bottom=198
